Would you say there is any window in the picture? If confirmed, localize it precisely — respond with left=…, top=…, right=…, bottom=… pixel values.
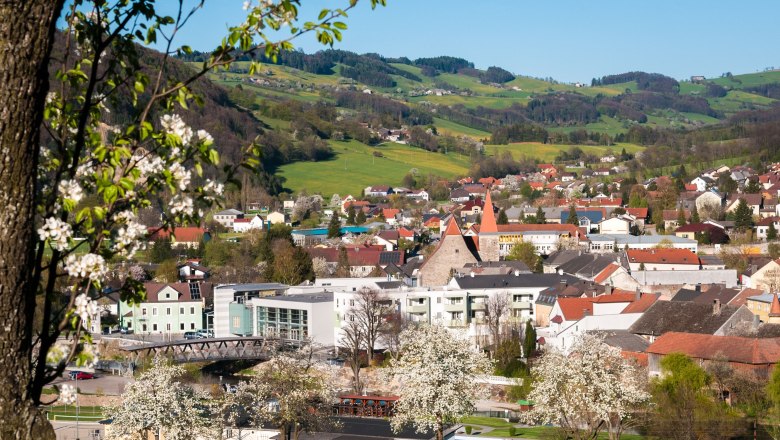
left=232, top=317, right=241, bottom=328
left=190, top=307, right=195, bottom=314
left=191, top=323, right=196, bottom=330
left=152, top=308, right=158, bottom=316
left=349, top=300, right=355, bottom=307
left=142, top=324, right=147, bottom=332
left=189, top=283, right=201, bottom=300
left=180, top=307, right=185, bottom=314
left=166, top=307, right=171, bottom=316
left=180, top=323, right=185, bottom=330
left=142, top=308, right=147, bottom=316
left=166, top=323, right=171, bottom=331
left=152, top=324, right=158, bottom=331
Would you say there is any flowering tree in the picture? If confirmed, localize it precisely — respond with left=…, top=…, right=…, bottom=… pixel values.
left=523, top=334, right=649, bottom=440
left=237, top=349, right=338, bottom=440
left=386, top=325, right=493, bottom=440
left=105, top=357, right=215, bottom=440
left=0, top=0, right=384, bottom=438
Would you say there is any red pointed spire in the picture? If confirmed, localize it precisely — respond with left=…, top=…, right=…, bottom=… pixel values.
left=480, top=190, right=498, bottom=233
left=443, top=216, right=461, bottom=237
left=771, top=293, right=780, bottom=317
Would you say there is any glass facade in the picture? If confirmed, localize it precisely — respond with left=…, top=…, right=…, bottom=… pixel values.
left=256, top=306, right=309, bottom=340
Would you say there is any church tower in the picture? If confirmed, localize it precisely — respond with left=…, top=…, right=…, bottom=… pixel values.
left=478, top=191, right=500, bottom=261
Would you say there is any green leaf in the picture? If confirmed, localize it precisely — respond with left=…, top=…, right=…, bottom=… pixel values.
left=318, top=9, right=329, bottom=20
left=333, top=21, right=347, bottom=30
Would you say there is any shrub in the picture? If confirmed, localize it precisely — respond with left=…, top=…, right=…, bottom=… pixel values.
left=508, top=426, right=516, bottom=436
left=465, top=425, right=472, bottom=435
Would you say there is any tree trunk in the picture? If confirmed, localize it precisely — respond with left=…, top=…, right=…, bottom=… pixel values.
left=0, top=1, right=63, bottom=439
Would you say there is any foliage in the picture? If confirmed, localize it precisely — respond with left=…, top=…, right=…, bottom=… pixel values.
left=523, top=334, right=649, bottom=440
left=523, top=320, right=537, bottom=359
left=349, top=287, right=391, bottom=364
left=769, top=223, right=778, bottom=241
left=327, top=211, right=341, bottom=238
left=386, top=325, right=492, bottom=440
left=154, top=258, right=180, bottom=283
left=506, top=241, right=541, bottom=273
left=105, top=357, right=215, bottom=440
left=733, top=198, right=754, bottom=231
left=149, top=239, right=174, bottom=263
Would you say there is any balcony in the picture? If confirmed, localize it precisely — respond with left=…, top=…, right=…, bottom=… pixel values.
left=444, top=303, right=466, bottom=312
left=446, top=319, right=467, bottom=328
left=407, top=303, right=429, bottom=314
left=469, top=302, right=486, bottom=311
left=512, top=301, right=531, bottom=310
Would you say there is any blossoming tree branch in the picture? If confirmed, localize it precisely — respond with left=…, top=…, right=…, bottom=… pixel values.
left=0, top=0, right=384, bottom=438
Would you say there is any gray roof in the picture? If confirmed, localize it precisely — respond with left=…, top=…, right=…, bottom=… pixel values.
left=464, top=261, right=531, bottom=271
left=671, top=288, right=700, bottom=302
left=216, top=208, right=244, bottom=216
left=217, top=283, right=289, bottom=292
left=544, top=250, right=583, bottom=268
left=587, top=234, right=697, bottom=245
left=633, top=270, right=738, bottom=288
left=451, top=273, right=579, bottom=290
left=628, top=301, right=747, bottom=336
left=591, top=330, right=650, bottom=353
left=557, top=254, right=619, bottom=279
left=257, top=292, right=333, bottom=303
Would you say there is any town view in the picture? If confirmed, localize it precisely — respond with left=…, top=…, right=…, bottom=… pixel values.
left=5, top=1, right=780, bottom=439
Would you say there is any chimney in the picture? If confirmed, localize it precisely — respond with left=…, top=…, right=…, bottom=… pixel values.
left=605, top=284, right=613, bottom=295
left=713, top=299, right=721, bottom=315
left=635, top=287, right=641, bottom=301
left=753, top=314, right=761, bottom=331
left=583, top=308, right=590, bottom=317
left=470, top=271, right=475, bottom=278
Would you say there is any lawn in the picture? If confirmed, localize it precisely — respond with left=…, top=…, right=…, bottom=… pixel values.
left=475, top=426, right=645, bottom=439
left=277, top=139, right=471, bottom=196
left=433, top=117, right=491, bottom=139
left=45, top=405, right=106, bottom=422
left=484, top=142, right=644, bottom=163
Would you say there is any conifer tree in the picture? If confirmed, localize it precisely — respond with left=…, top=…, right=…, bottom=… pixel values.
left=497, top=208, right=509, bottom=225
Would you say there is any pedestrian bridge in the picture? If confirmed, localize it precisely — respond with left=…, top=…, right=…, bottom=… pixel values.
left=120, top=337, right=304, bottom=363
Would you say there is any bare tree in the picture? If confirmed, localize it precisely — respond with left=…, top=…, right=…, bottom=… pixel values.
left=351, top=287, right=392, bottom=365
left=483, top=292, right=510, bottom=351
left=380, top=311, right=413, bottom=360
left=340, top=317, right=365, bottom=393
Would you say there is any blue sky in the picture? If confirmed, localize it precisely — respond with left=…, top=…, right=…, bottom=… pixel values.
left=153, top=0, right=780, bottom=83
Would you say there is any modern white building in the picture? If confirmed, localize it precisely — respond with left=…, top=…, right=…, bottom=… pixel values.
left=213, top=209, right=244, bottom=228
left=587, top=234, right=698, bottom=253
left=232, top=215, right=265, bottom=233
left=213, top=283, right=289, bottom=338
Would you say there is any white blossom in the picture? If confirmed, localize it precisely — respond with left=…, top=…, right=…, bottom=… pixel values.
left=160, top=114, right=193, bottom=146
left=196, top=129, right=213, bottom=145
left=242, top=0, right=252, bottom=10
left=105, top=357, right=216, bottom=440
left=38, top=217, right=73, bottom=251
left=135, top=153, right=165, bottom=178
left=58, top=179, right=84, bottom=203
left=74, top=293, right=99, bottom=327
left=169, top=162, right=191, bottom=191
left=75, top=161, right=96, bottom=179
left=64, top=253, right=108, bottom=281
left=386, top=325, right=492, bottom=438
left=523, top=334, right=650, bottom=439
left=59, top=384, right=77, bottom=405
left=114, top=220, right=147, bottom=257
left=170, top=194, right=194, bottom=216
left=203, top=179, right=224, bottom=196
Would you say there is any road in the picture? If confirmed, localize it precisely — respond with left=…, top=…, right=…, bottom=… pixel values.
left=52, top=421, right=103, bottom=440
left=50, top=371, right=133, bottom=396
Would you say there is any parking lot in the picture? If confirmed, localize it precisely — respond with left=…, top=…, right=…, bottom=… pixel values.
left=51, top=371, right=133, bottom=396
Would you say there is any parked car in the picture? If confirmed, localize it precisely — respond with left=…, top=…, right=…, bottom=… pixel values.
left=222, top=384, right=237, bottom=394
left=72, top=371, right=94, bottom=380
left=196, top=329, right=214, bottom=339
left=183, top=331, right=199, bottom=340
left=119, top=327, right=133, bottom=334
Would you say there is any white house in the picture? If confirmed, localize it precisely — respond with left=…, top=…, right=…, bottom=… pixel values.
left=587, top=234, right=697, bottom=253
left=407, top=189, right=430, bottom=202
left=266, top=211, right=288, bottom=225
left=691, top=177, right=712, bottom=192
left=213, top=209, right=244, bottom=228
left=599, top=217, right=631, bottom=235
left=233, top=215, right=265, bottom=233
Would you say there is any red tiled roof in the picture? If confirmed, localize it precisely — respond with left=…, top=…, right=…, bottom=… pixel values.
left=307, top=247, right=403, bottom=267
left=442, top=217, right=462, bottom=237
left=591, top=293, right=636, bottom=303
left=594, top=263, right=621, bottom=284
left=398, top=227, right=415, bottom=238
left=684, top=184, right=698, bottom=191
left=626, top=249, right=700, bottom=265
left=663, top=209, right=690, bottom=221
left=646, top=332, right=780, bottom=365
left=771, top=293, right=780, bottom=317
left=626, top=208, right=648, bottom=218
left=675, top=223, right=718, bottom=233
left=382, top=208, right=400, bottom=219
left=148, top=226, right=208, bottom=243
left=480, top=191, right=498, bottom=234
left=142, top=282, right=213, bottom=302
left=728, top=288, right=764, bottom=307
left=622, top=293, right=659, bottom=313
left=557, top=297, right=594, bottom=321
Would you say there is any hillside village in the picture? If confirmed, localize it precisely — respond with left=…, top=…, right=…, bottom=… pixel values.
left=88, top=156, right=780, bottom=417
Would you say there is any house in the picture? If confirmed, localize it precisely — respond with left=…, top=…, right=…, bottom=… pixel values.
left=554, top=253, right=621, bottom=282
left=600, top=155, right=617, bottom=163
left=625, top=249, right=700, bottom=271
left=756, top=217, right=780, bottom=241
left=646, top=332, right=780, bottom=378
left=308, top=246, right=404, bottom=278
left=450, top=188, right=471, bottom=203
left=266, top=211, right=289, bottom=226
left=745, top=293, right=780, bottom=323
left=747, top=259, right=780, bottom=291
left=726, top=194, right=763, bottom=216
left=120, top=282, right=213, bottom=334
left=587, top=234, right=698, bottom=254
left=463, top=183, right=487, bottom=198
left=148, top=226, right=210, bottom=249
left=232, top=215, right=265, bottom=233
left=628, top=301, right=754, bottom=343
left=626, top=208, right=648, bottom=228
left=695, top=191, right=724, bottom=219
left=213, top=208, right=244, bottom=228
left=674, top=223, right=729, bottom=244
left=365, top=185, right=394, bottom=197
left=691, top=176, right=714, bottom=192
left=599, top=217, right=631, bottom=235
left=178, top=261, right=210, bottom=282
left=663, top=209, right=690, bottom=231
left=407, top=189, right=429, bottom=201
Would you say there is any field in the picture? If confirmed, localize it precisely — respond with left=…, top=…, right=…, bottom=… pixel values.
left=44, top=405, right=106, bottom=422
left=433, top=117, right=491, bottom=139
left=485, top=142, right=644, bottom=163
left=276, top=139, right=471, bottom=196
